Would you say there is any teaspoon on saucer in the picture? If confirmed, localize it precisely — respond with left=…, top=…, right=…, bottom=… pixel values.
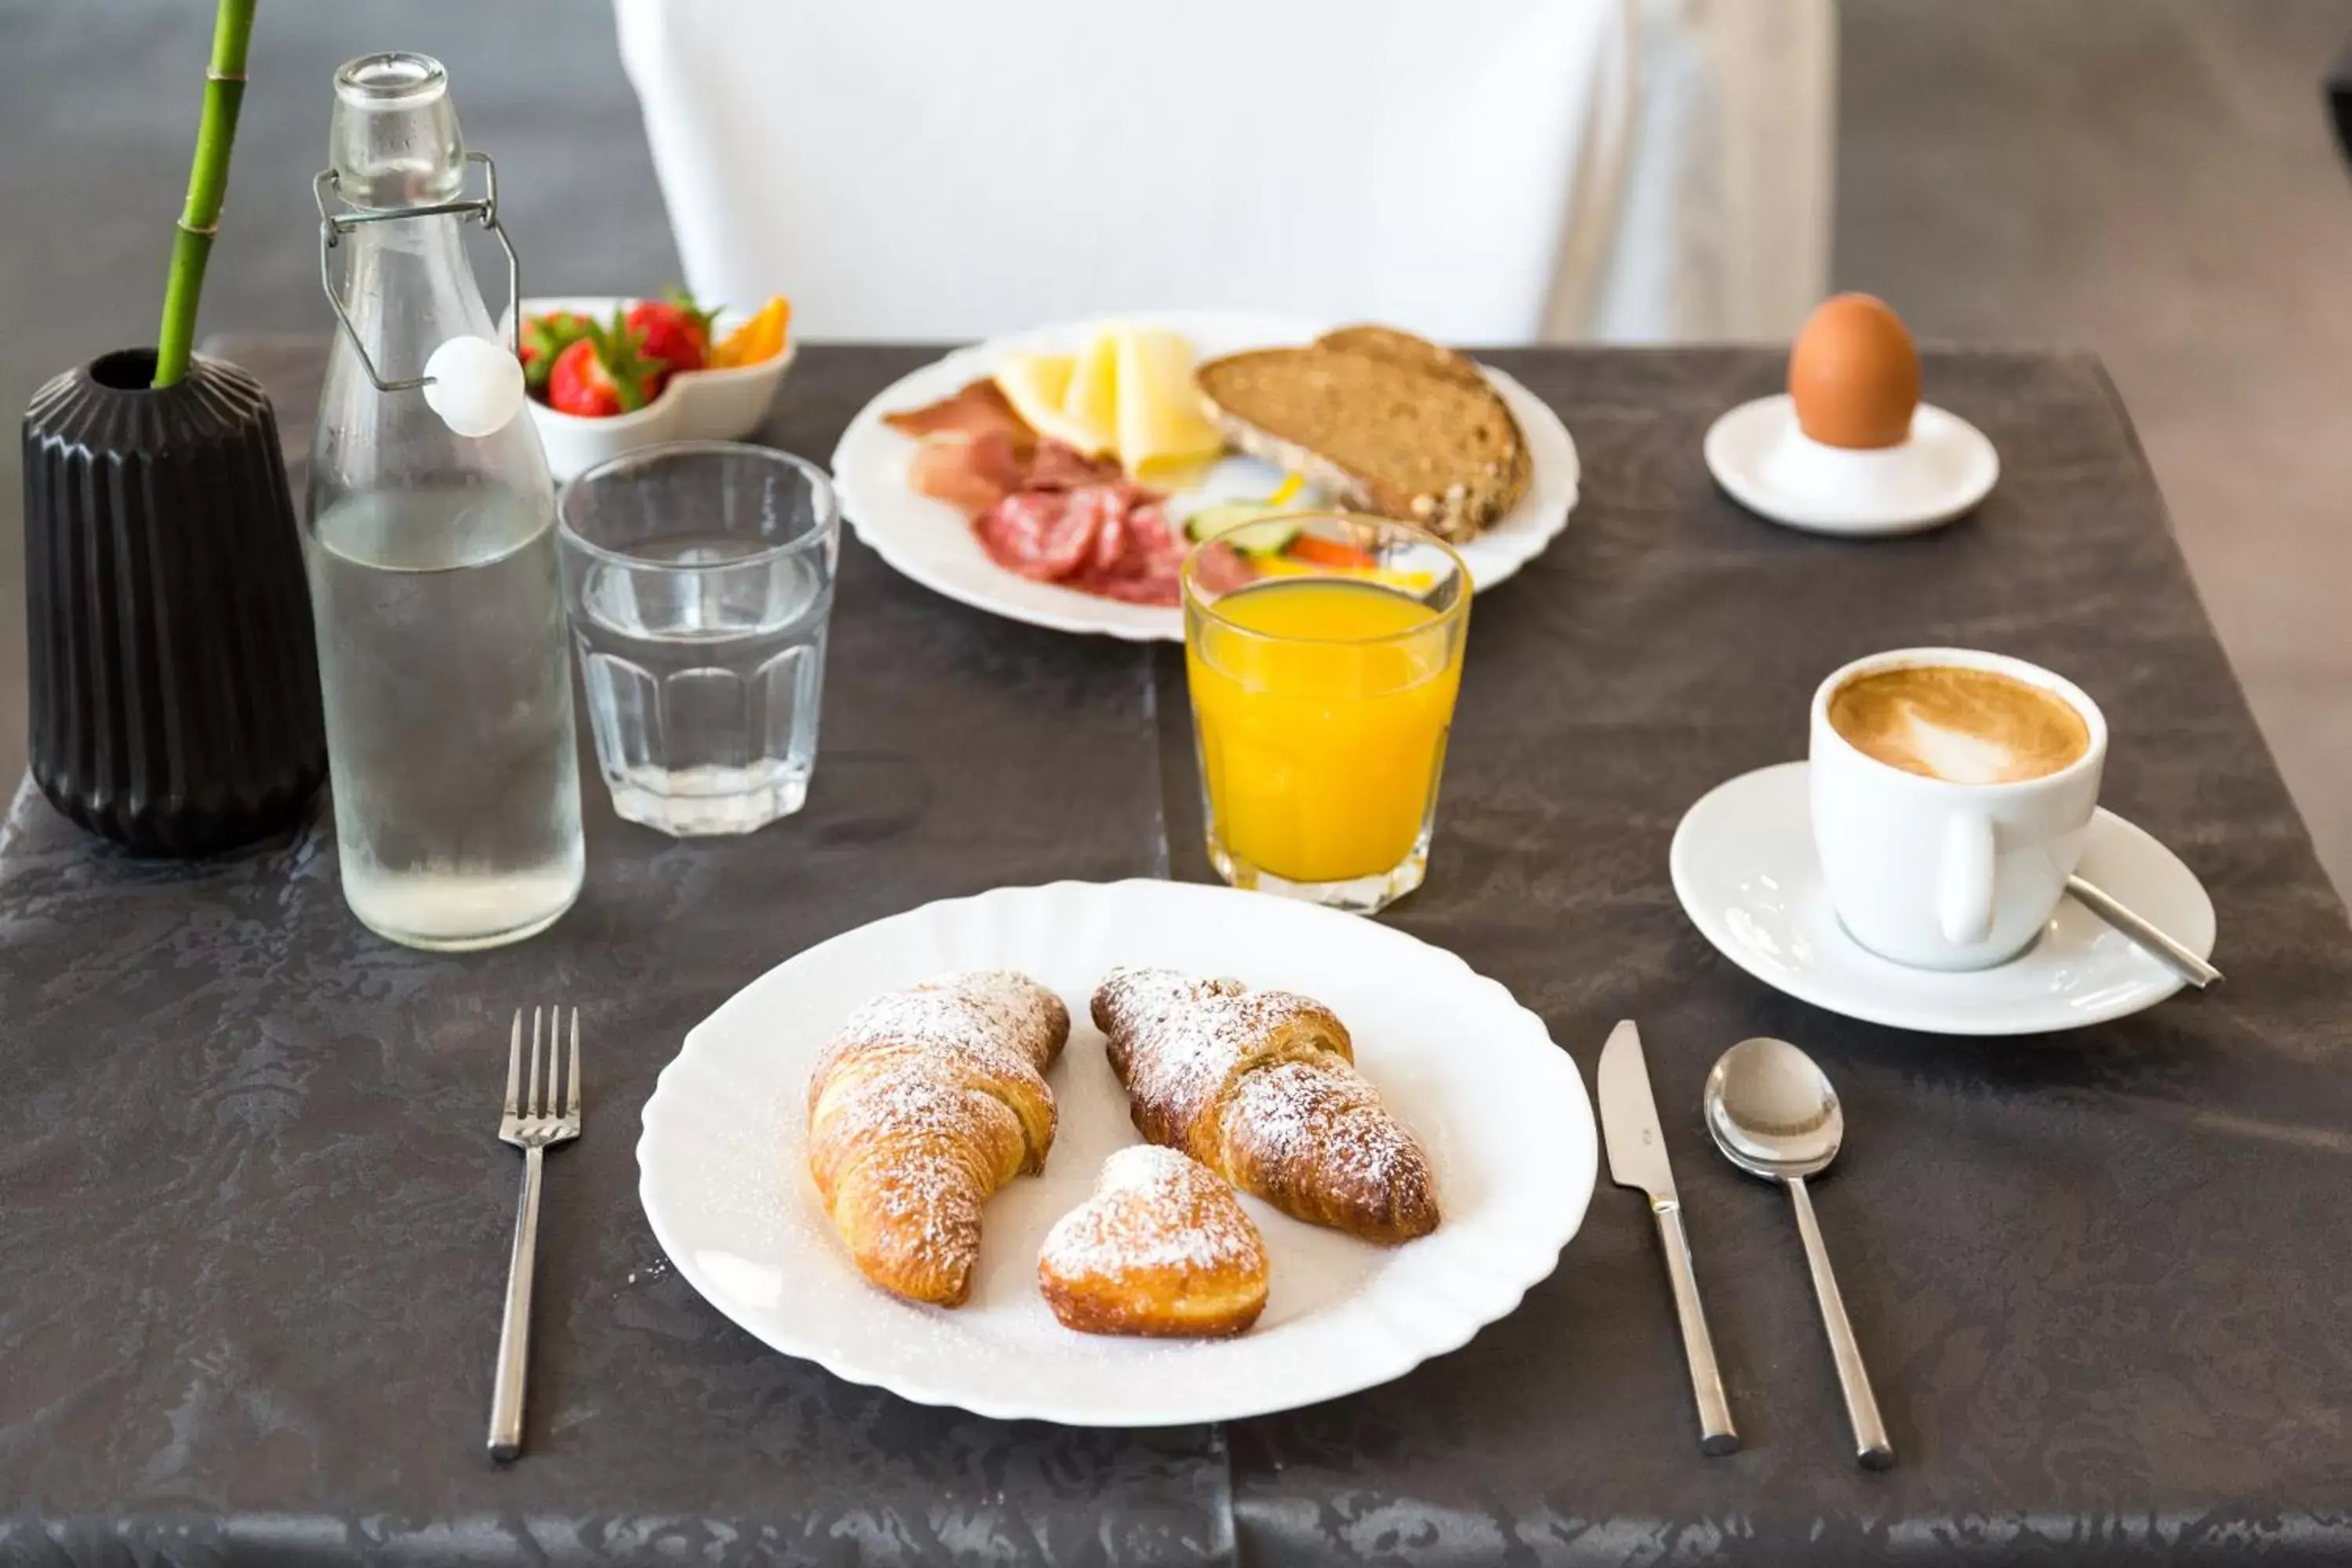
left=1704, top=1037, right=1894, bottom=1470
left=2067, top=873, right=2223, bottom=989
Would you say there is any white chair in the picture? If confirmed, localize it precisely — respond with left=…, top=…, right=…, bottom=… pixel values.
left=613, top=0, right=1832, bottom=343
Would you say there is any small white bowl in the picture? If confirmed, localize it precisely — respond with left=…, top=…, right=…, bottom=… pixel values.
left=510, top=294, right=796, bottom=481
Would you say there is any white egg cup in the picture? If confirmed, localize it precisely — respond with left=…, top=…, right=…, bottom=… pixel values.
left=1704, top=393, right=1998, bottom=537
left=506, top=295, right=797, bottom=482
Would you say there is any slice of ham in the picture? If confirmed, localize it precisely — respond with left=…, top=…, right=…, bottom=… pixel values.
left=906, top=432, right=1123, bottom=521
left=907, top=428, right=1032, bottom=517
left=882, top=378, right=1033, bottom=441
left=1025, top=441, right=1124, bottom=492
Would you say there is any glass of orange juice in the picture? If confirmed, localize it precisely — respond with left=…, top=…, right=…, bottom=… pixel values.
left=1181, top=512, right=1470, bottom=913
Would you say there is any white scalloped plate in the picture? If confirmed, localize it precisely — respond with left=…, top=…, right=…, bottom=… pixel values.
left=829, top=311, right=1581, bottom=641
left=637, top=879, right=1595, bottom=1426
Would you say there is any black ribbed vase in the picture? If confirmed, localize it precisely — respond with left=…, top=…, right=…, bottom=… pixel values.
left=22, top=349, right=325, bottom=855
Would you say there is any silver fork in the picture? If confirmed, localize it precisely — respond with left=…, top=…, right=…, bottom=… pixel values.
left=488, top=1006, right=581, bottom=1462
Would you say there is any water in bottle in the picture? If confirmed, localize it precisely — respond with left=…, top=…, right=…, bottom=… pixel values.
left=307, top=53, right=583, bottom=949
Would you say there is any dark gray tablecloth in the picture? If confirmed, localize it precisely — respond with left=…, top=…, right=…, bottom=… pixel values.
left=5, top=343, right=2349, bottom=1566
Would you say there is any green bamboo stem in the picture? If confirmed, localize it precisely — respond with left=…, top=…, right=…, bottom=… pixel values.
left=153, top=0, right=256, bottom=388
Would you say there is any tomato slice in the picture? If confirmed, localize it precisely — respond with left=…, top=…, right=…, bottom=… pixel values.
left=1286, top=534, right=1381, bottom=571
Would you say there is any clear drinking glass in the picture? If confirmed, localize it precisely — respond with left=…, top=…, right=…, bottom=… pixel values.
left=558, top=443, right=840, bottom=836
left=1181, top=513, right=1471, bottom=913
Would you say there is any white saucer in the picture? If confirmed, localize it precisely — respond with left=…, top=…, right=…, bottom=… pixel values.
left=1704, top=394, right=1999, bottom=537
left=1668, top=761, right=2217, bottom=1036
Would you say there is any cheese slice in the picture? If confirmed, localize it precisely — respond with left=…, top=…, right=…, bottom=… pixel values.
left=1112, top=326, right=1225, bottom=481
left=992, top=325, right=1228, bottom=475
left=1061, top=332, right=1122, bottom=457
left=996, top=351, right=1112, bottom=455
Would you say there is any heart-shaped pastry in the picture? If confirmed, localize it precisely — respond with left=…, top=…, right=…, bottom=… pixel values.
left=1038, top=1145, right=1270, bottom=1337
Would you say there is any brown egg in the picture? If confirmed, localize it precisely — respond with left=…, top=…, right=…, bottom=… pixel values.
left=1788, top=294, right=1920, bottom=449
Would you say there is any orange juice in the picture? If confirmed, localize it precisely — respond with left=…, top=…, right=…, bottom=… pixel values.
left=1186, top=579, right=1465, bottom=885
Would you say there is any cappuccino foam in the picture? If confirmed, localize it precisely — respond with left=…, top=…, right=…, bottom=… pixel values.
left=1828, top=666, right=2089, bottom=785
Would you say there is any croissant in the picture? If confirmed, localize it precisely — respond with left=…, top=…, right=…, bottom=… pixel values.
left=1038, top=1145, right=1270, bottom=1338
left=806, top=970, right=1069, bottom=1306
left=1089, top=967, right=1439, bottom=1243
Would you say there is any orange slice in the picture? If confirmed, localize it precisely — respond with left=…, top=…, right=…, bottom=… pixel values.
left=711, top=296, right=791, bottom=368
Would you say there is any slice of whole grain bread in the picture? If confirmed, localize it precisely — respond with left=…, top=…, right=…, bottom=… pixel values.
left=1315, top=325, right=1490, bottom=388
left=1196, top=328, right=1530, bottom=542
left=1317, top=326, right=1534, bottom=520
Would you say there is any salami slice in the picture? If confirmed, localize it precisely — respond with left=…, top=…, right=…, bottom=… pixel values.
left=1067, top=497, right=1185, bottom=606
left=1086, top=488, right=1131, bottom=575
left=933, top=429, right=1188, bottom=606
left=974, top=491, right=1099, bottom=582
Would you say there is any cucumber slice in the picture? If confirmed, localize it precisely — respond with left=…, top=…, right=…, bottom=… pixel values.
left=1182, top=502, right=1262, bottom=541
left=1184, top=501, right=1301, bottom=553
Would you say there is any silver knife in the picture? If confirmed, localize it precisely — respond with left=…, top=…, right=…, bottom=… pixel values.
left=1599, top=1020, right=1739, bottom=1455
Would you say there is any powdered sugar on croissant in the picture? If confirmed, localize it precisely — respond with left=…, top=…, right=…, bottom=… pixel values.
left=1091, top=967, right=1439, bottom=1243
left=1038, top=1145, right=1269, bottom=1337
left=807, top=970, right=1069, bottom=1307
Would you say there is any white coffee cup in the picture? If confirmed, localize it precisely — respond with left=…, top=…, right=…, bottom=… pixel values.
left=1809, top=648, right=2107, bottom=971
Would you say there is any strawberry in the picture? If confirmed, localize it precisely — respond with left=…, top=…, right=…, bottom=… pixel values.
left=545, top=313, right=666, bottom=418
left=546, top=339, right=620, bottom=417
left=626, top=289, right=720, bottom=376
left=519, top=310, right=593, bottom=395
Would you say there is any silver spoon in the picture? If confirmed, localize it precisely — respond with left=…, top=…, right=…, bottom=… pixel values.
left=2066, top=874, right=2222, bottom=989
left=1704, top=1037, right=1894, bottom=1470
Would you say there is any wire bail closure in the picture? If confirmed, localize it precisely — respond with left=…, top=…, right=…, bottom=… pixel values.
left=314, top=149, right=521, bottom=394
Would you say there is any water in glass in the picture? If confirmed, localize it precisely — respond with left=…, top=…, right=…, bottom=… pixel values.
left=561, top=445, right=839, bottom=837
left=575, top=538, right=829, bottom=833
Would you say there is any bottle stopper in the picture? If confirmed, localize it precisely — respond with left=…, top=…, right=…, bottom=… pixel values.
left=422, top=336, right=526, bottom=437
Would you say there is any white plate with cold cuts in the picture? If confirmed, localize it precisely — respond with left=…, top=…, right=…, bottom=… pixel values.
left=1670, top=761, right=2216, bottom=1035
left=830, top=310, right=1581, bottom=641
left=637, top=877, right=1595, bottom=1426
